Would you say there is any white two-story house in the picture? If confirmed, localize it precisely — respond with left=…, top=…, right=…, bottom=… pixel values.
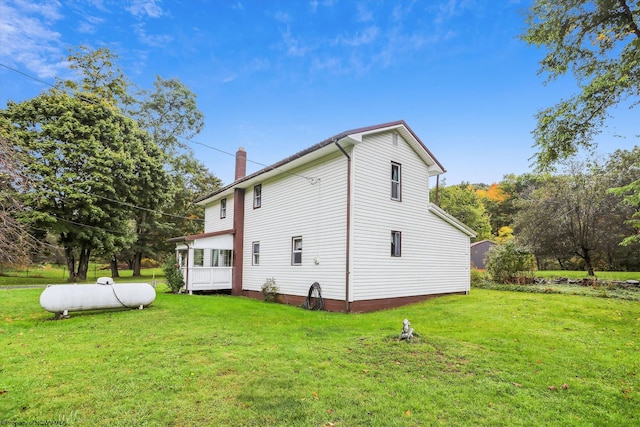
left=169, top=121, right=475, bottom=312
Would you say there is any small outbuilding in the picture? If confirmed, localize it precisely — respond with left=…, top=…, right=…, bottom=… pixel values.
left=470, top=240, right=496, bottom=270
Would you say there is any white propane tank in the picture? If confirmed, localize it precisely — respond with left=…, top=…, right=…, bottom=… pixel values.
left=40, top=279, right=156, bottom=316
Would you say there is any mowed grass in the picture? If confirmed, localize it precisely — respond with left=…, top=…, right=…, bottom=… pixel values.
left=535, top=270, right=640, bottom=281
left=0, top=264, right=163, bottom=287
left=1, top=287, right=639, bottom=426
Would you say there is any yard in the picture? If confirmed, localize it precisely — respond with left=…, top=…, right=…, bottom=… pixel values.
left=1, top=286, right=638, bottom=426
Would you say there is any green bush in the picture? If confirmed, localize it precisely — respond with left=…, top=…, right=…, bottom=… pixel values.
left=470, top=268, right=486, bottom=287
left=162, top=256, right=184, bottom=293
left=485, top=241, right=536, bottom=284
left=261, top=277, right=279, bottom=302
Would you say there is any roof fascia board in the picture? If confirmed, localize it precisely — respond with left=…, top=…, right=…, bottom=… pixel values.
left=196, top=120, right=446, bottom=205
left=428, top=203, right=477, bottom=237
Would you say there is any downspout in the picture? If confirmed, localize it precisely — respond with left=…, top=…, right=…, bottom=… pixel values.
left=334, top=139, right=351, bottom=313
left=435, top=175, right=440, bottom=206
left=185, top=241, right=191, bottom=294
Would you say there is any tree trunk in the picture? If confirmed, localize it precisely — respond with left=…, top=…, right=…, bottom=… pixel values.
left=582, top=249, right=595, bottom=276
left=77, top=246, right=91, bottom=281
left=110, top=254, right=120, bottom=278
left=133, top=251, right=143, bottom=276
left=64, top=246, right=78, bottom=282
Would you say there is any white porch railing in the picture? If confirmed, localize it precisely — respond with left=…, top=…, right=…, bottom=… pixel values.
left=180, top=267, right=233, bottom=292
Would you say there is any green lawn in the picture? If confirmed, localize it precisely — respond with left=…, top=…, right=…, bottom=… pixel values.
left=474, top=270, right=640, bottom=301
left=0, top=264, right=163, bottom=287
left=1, top=287, right=638, bottom=426
left=535, top=270, right=640, bottom=281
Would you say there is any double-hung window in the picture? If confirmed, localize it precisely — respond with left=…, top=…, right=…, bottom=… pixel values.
left=254, top=184, right=262, bottom=208
left=391, top=162, right=401, bottom=201
left=291, top=237, right=302, bottom=265
left=220, top=198, right=227, bottom=219
left=391, top=231, right=402, bottom=257
left=252, top=242, right=260, bottom=265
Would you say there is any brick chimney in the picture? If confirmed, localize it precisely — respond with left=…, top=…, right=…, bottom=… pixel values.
left=235, top=147, right=247, bottom=181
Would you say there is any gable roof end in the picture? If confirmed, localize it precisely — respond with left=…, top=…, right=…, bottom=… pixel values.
left=196, top=120, right=446, bottom=205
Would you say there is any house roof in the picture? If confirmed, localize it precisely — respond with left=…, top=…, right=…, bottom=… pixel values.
left=167, top=228, right=235, bottom=243
left=195, top=120, right=446, bottom=205
left=470, top=239, right=496, bottom=248
left=427, top=203, right=477, bottom=237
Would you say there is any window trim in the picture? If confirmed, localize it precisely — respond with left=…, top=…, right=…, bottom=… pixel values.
left=391, top=231, right=402, bottom=257
left=252, top=241, right=260, bottom=266
left=391, top=162, right=401, bottom=201
left=253, top=184, right=262, bottom=209
left=291, top=236, right=302, bottom=266
left=220, top=198, right=227, bottom=219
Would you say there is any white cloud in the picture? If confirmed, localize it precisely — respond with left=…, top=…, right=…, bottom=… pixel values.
left=274, top=11, right=291, bottom=23
left=281, top=28, right=312, bottom=57
left=221, top=73, right=238, bottom=83
left=77, top=15, right=104, bottom=34
left=127, top=0, right=164, bottom=18
left=309, top=0, right=335, bottom=13
left=15, top=0, right=63, bottom=21
left=134, top=23, right=173, bottom=47
left=337, top=26, right=379, bottom=47
left=356, top=3, right=373, bottom=22
left=0, top=0, right=68, bottom=79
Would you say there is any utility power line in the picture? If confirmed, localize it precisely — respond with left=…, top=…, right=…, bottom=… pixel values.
left=2, top=62, right=321, bottom=184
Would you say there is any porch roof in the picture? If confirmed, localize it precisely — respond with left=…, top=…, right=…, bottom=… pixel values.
left=167, top=228, right=235, bottom=243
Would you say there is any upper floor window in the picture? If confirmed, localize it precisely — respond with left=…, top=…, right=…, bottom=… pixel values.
left=391, top=162, right=401, bottom=201
left=220, top=198, right=227, bottom=219
left=391, top=231, right=402, bottom=257
left=292, top=236, right=302, bottom=265
left=254, top=184, right=262, bottom=209
left=252, top=242, right=260, bottom=266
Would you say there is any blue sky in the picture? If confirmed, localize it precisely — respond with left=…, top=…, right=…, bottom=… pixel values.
left=1, top=0, right=637, bottom=186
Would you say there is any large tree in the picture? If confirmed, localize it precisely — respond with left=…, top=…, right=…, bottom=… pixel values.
left=0, top=118, right=38, bottom=267
left=516, top=160, right=631, bottom=274
left=432, top=183, right=492, bottom=241
left=522, top=0, right=640, bottom=168
left=607, top=147, right=640, bottom=256
left=134, top=76, right=205, bottom=155
left=2, top=91, right=167, bottom=281
left=60, top=46, right=219, bottom=275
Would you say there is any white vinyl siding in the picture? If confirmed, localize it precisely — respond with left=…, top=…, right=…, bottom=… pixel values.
left=204, top=195, right=234, bottom=233
left=242, top=151, right=348, bottom=300
left=351, top=131, right=470, bottom=301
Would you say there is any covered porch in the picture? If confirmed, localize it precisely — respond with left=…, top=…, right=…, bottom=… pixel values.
left=170, top=231, right=235, bottom=294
